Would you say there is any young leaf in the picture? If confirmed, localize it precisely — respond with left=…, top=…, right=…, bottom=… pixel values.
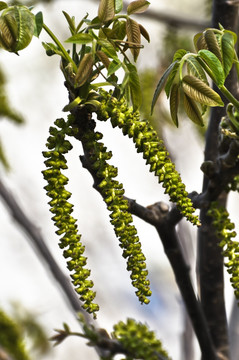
left=98, top=0, right=115, bottom=22
left=198, top=49, right=225, bottom=87
left=75, top=53, right=94, bottom=87
left=0, top=6, right=35, bottom=52
left=182, top=74, right=224, bottom=107
left=139, top=23, right=150, bottom=42
left=194, top=32, right=207, bottom=52
left=62, top=11, right=76, bottom=34
left=151, top=61, right=178, bottom=113
left=107, top=58, right=122, bottom=76
left=169, top=83, right=180, bottom=127
left=65, top=33, right=93, bottom=45
left=42, top=42, right=64, bottom=57
left=221, top=31, right=235, bottom=79
left=173, top=48, right=187, bottom=62
left=204, top=29, right=222, bottom=62
left=0, top=2, right=7, bottom=11
left=185, top=55, right=208, bottom=84
left=183, top=93, right=204, bottom=126
left=165, top=61, right=180, bottom=97
left=111, top=19, right=126, bottom=40
left=97, top=38, right=117, bottom=59
left=127, top=0, right=150, bottom=15
left=115, top=0, right=123, bottom=13
left=62, top=97, right=81, bottom=112
left=34, top=11, right=43, bottom=37
left=96, top=50, right=111, bottom=69
left=127, top=63, right=142, bottom=111
left=126, top=17, right=141, bottom=61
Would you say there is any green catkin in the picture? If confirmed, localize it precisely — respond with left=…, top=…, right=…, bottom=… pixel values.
left=42, top=117, right=99, bottom=317
left=113, top=318, right=171, bottom=360
left=97, top=90, right=200, bottom=226
left=81, top=129, right=152, bottom=304
left=208, top=202, right=239, bottom=300
left=0, top=309, right=30, bottom=360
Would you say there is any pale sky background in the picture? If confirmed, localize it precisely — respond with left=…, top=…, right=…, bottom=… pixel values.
left=0, top=1, right=235, bottom=360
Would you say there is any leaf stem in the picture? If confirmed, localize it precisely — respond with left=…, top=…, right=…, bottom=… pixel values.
left=220, top=85, right=239, bottom=111
left=42, top=23, right=78, bottom=73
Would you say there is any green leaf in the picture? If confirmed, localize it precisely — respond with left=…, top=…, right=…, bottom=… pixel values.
left=42, top=42, right=64, bottom=57
left=151, top=61, right=178, bottom=113
left=139, top=23, right=150, bottom=42
left=34, top=11, right=43, bottom=37
left=107, top=59, right=122, bottom=76
left=65, top=33, right=93, bottom=45
left=194, top=32, right=207, bottom=52
left=98, top=0, right=115, bottom=22
left=0, top=6, right=35, bottom=52
left=204, top=29, right=222, bottom=62
left=183, top=93, right=204, bottom=126
left=127, top=63, right=141, bottom=111
left=221, top=31, right=235, bottom=79
left=185, top=55, right=208, bottom=84
left=126, top=17, right=141, bottom=61
left=127, top=0, right=150, bottom=15
left=173, top=48, right=187, bottom=62
left=75, top=53, right=94, bottom=87
left=0, top=2, right=7, bottom=11
left=97, top=38, right=117, bottom=59
left=165, top=61, right=180, bottom=97
left=115, top=0, right=123, bottom=13
left=182, top=74, right=224, bottom=107
left=111, top=19, right=126, bottom=40
left=96, top=50, right=110, bottom=69
left=169, top=83, right=180, bottom=127
left=62, top=97, right=81, bottom=112
left=198, top=49, right=225, bottom=87
left=13, top=6, right=35, bottom=52
left=62, top=11, right=76, bottom=34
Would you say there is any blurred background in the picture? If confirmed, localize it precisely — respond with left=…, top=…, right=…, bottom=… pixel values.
left=1, top=1, right=233, bottom=359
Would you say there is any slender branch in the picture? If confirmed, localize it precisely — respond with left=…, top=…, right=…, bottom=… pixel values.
left=90, top=0, right=210, bottom=29
left=0, top=177, right=91, bottom=323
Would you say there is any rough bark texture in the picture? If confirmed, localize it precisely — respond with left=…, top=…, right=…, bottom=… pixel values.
left=197, top=1, right=239, bottom=359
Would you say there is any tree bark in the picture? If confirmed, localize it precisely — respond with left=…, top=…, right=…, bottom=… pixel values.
left=197, top=1, right=239, bottom=359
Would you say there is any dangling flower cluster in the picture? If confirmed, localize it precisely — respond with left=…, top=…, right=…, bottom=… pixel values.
left=208, top=202, right=239, bottom=299
left=0, top=308, right=30, bottom=360
left=42, top=117, right=99, bottom=317
left=97, top=90, right=200, bottom=226
left=112, top=318, right=171, bottom=360
left=81, top=129, right=152, bottom=304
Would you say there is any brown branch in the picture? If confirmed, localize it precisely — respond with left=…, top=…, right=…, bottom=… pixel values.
left=197, top=1, right=239, bottom=359
left=90, top=0, right=210, bottom=30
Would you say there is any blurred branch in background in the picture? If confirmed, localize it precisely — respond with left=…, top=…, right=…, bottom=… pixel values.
left=0, top=176, right=88, bottom=321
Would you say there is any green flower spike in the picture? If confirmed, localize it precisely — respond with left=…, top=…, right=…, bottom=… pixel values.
left=81, top=129, right=152, bottom=304
left=113, top=318, right=171, bottom=360
left=42, top=117, right=99, bottom=317
left=208, top=202, right=239, bottom=300
left=97, top=90, right=200, bottom=226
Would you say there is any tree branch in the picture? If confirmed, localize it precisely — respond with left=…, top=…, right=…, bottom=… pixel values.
left=197, top=1, right=239, bottom=359
left=0, top=177, right=91, bottom=323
